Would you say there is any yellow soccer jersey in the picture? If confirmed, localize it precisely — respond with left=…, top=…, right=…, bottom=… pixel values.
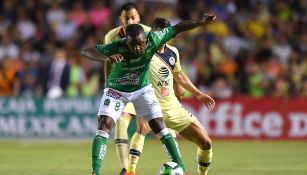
left=104, top=24, right=151, bottom=44
left=149, top=45, right=182, bottom=110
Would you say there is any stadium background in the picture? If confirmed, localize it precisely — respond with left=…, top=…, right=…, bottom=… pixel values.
left=0, top=0, right=307, bottom=174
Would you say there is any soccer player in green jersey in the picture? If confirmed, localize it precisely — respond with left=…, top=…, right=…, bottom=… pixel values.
left=103, top=3, right=153, bottom=174
left=81, top=13, right=216, bottom=175
left=125, top=17, right=215, bottom=175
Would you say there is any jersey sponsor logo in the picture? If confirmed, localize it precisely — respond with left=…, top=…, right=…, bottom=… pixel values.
left=157, top=80, right=169, bottom=86
left=169, top=56, right=175, bottom=65
left=157, top=67, right=170, bottom=89
left=116, top=73, right=140, bottom=85
left=123, top=64, right=146, bottom=71
left=156, top=29, right=167, bottom=40
left=106, top=89, right=121, bottom=100
left=130, top=57, right=141, bottom=63
left=158, top=67, right=169, bottom=80
left=147, top=41, right=153, bottom=47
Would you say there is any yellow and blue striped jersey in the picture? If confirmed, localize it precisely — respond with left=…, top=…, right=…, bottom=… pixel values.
left=149, top=45, right=182, bottom=110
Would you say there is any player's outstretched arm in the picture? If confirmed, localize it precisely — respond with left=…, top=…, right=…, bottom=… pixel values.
left=174, top=70, right=215, bottom=109
left=81, top=46, right=110, bottom=62
left=173, top=13, right=216, bottom=34
left=81, top=46, right=123, bottom=63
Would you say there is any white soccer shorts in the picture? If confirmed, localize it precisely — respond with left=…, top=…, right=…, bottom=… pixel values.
left=97, top=85, right=163, bottom=122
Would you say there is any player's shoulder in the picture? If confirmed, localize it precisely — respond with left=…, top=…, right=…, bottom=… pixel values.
left=106, top=27, right=121, bottom=36
left=105, top=27, right=122, bottom=43
left=140, top=24, right=151, bottom=32
left=166, top=44, right=179, bottom=57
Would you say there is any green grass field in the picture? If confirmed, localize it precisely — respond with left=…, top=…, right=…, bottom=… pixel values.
left=0, top=140, right=306, bottom=175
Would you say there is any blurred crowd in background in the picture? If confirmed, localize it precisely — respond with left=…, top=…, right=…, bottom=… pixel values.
left=0, top=0, right=306, bottom=99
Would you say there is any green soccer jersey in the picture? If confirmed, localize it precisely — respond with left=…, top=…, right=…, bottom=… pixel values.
left=96, top=26, right=176, bottom=92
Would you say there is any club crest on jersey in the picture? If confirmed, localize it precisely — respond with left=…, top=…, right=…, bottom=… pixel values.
left=106, top=89, right=121, bottom=99
left=169, top=57, right=175, bottom=65
left=161, top=87, right=170, bottom=97
left=145, top=50, right=151, bottom=59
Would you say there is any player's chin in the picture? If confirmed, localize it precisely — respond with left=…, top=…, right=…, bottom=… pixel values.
left=135, top=51, right=144, bottom=56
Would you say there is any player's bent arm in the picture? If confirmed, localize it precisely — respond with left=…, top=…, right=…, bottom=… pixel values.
left=173, top=13, right=216, bottom=34
left=173, top=71, right=201, bottom=96
left=81, top=46, right=110, bottom=62
left=173, top=80, right=185, bottom=100
left=174, top=70, right=215, bottom=109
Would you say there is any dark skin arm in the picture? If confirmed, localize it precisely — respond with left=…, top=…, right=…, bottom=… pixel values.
left=173, top=13, right=216, bottom=34
left=81, top=46, right=123, bottom=63
left=81, top=46, right=109, bottom=62
left=104, top=60, right=112, bottom=86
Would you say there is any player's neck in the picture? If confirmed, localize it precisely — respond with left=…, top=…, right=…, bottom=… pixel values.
left=157, top=45, right=166, bottom=53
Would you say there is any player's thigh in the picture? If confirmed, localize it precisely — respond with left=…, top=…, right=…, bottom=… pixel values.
left=133, top=86, right=162, bottom=121
left=98, top=88, right=127, bottom=122
left=163, top=107, right=196, bottom=133
left=180, top=119, right=212, bottom=149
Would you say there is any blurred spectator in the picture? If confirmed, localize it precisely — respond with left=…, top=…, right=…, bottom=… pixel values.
left=46, top=48, right=70, bottom=99
left=68, top=1, right=87, bottom=27
left=89, top=0, right=110, bottom=28
left=55, top=14, right=77, bottom=41
left=0, top=33, right=19, bottom=60
left=0, top=58, right=20, bottom=96
left=0, top=15, right=10, bottom=35
left=16, top=10, right=37, bottom=40
left=1, top=1, right=17, bottom=23
left=247, top=62, right=267, bottom=97
left=66, top=53, right=86, bottom=97
left=210, top=77, right=233, bottom=99
left=46, top=1, right=66, bottom=30
left=272, top=35, right=292, bottom=66
left=16, top=61, right=41, bottom=96
left=273, top=77, right=289, bottom=97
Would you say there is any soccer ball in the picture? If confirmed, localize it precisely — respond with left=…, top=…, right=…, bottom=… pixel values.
left=158, top=162, right=184, bottom=175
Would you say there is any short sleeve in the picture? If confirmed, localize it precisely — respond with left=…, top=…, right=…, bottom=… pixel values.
left=151, top=27, right=176, bottom=49
left=95, top=42, right=119, bottom=56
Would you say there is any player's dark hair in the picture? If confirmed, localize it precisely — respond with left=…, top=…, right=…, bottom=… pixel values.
left=126, top=24, right=145, bottom=38
left=151, top=17, right=171, bottom=31
left=119, top=2, right=137, bottom=15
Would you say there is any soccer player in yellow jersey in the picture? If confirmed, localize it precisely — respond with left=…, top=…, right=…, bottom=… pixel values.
left=104, top=3, right=152, bottom=175
left=126, top=18, right=215, bottom=175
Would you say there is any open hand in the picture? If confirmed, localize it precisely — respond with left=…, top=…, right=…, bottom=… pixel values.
left=196, top=92, right=215, bottom=109
left=202, top=13, right=216, bottom=24
left=109, top=54, right=123, bottom=63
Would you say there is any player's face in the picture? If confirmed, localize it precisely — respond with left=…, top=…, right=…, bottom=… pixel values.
left=126, top=33, right=147, bottom=56
left=120, top=8, right=140, bottom=28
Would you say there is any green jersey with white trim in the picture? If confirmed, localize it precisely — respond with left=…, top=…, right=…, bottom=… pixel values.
left=96, top=26, right=176, bottom=92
